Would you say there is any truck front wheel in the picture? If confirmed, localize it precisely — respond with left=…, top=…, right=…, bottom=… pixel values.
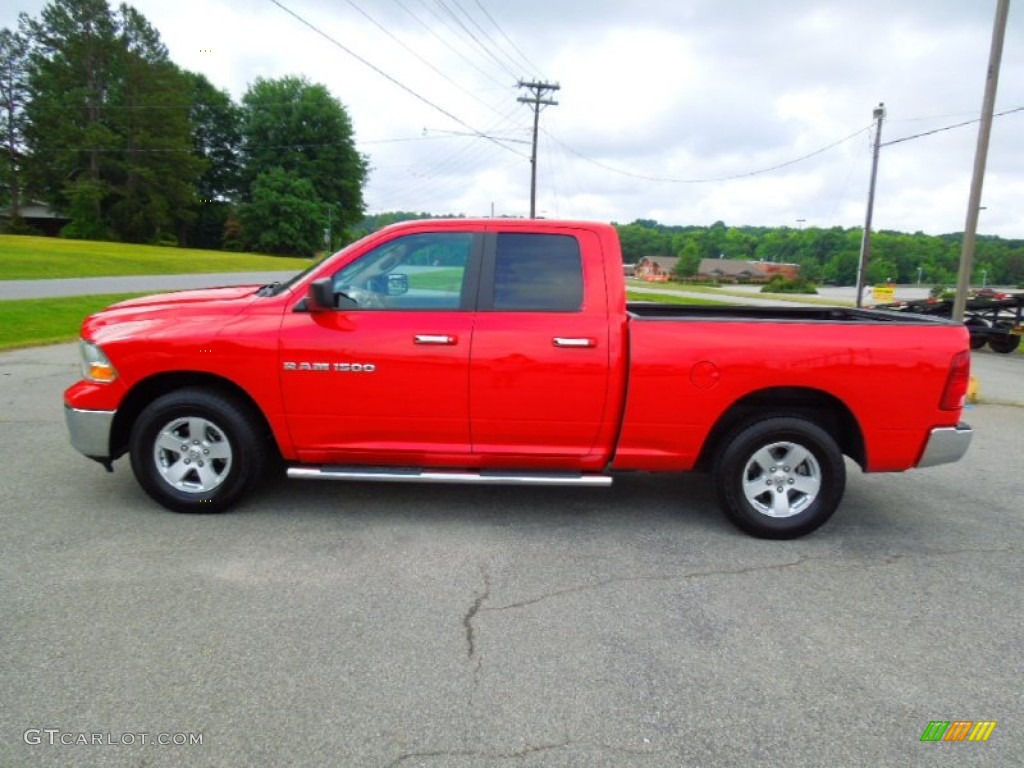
left=712, top=417, right=845, bottom=539
left=129, top=388, right=268, bottom=513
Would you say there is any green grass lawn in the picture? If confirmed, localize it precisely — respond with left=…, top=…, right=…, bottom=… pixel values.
left=0, top=234, right=312, bottom=280
left=627, top=290, right=729, bottom=306
left=0, top=293, right=149, bottom=350
left=407, top=268, right=464, bottom=293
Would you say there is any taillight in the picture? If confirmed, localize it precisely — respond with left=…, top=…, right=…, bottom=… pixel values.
left=939, top=350, right=971, bottom=411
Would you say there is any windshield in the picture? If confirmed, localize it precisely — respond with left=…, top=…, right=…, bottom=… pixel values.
left=258, top=239, right=364, bottom=297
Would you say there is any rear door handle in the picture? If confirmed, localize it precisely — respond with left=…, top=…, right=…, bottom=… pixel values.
left=553, top=337, right=596, bottom=348
left=415, top=334, right=458, bottom=345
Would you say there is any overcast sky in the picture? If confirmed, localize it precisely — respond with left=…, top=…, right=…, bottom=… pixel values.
left=6, top=0, right=1024, bottom=236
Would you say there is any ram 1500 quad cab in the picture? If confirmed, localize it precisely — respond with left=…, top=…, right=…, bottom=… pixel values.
left=65, top=219, right=973, bottom=538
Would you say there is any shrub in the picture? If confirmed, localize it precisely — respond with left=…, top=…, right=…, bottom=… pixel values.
left=760, top=276, right=818, bottom=294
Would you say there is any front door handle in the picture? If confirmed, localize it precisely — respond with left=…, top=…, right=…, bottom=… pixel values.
left=415, top=334, right=458, bottom=345
left=553, top=337, right=596, bottom=348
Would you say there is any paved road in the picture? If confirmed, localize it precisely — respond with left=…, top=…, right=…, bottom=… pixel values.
left=0, top=271, right=301, bottom=300
left=1, top=344, right=1021, bottom=767
left=972, top=347, right=1024, bottom=405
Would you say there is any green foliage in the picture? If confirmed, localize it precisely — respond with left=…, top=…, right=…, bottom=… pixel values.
left=14, top=3, right=375, bottom=256
left=185, top=71, right=241, bottom=203
left=240, top=76, right=367, bottom=243
left=239, top=168, right=322, bottom=257
left=61, top=179, right=114, bottom=241
left=674, top=240, right=701, bottom=278
left=614, top=220, right=1024, bottom=288
left=21, top=0, right=202, bottom=244
left=760, top=276, right=818, bottom=294
left=353, top=211, right=463, bottom=238
left=0, top=27, right=30, bottom=222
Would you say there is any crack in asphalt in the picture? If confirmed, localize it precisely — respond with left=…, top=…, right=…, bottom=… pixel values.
left=867, top=545, right=1018, bottom=566
left=385, top=739, right=669, bottom=767
left=482, top=557, right=809, bottom=613
left=385, top=740, right=572, bottom=768
left=463, top=570, right=491, bottom=660
left=480, top=546, right=1018, bottom=614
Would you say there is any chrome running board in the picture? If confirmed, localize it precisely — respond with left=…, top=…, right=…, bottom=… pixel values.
left=287, top=466, right=613, bottom=487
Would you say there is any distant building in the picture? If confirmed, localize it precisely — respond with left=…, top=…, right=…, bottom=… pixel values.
left=0, top=201, right=70, bottom=237
left=634, top=256, right=678, bottom=282
left=697, top=258, right=800, bottom=284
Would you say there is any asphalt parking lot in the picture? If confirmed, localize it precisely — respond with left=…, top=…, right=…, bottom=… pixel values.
left=1, top=343, right=1021, bottom=767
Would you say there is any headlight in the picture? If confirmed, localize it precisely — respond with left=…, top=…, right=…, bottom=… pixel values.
left=80, top=340, right=118, bottom=383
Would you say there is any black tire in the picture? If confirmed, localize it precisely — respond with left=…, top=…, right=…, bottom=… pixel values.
left=129, top=388, right=268, bottom=513
left=987, top=326, right=1020, bottom=354
left=965, top=317, right=988, bottom=350
left=711, top=417, right=846, bottom=539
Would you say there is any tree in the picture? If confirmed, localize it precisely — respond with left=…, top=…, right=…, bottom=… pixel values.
left=0, top=27, right=30, bottom=228
left=21, top=0, right=202, bottom=242
left=22, top=0, right=120, bottom=238
left=239, top=168, right=322, bottom=256
left=104, top=4, right=202, bottom=243
left=674, top=240, right=701, bottom=278
left=240, top=76, right=367, bottom=243
left=186, top=71, right=241, bottom=202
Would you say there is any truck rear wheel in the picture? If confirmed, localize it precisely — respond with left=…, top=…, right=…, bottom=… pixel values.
left=711, top=417, right=845, bottom=539
left=129, top=388, right=268, bottom=513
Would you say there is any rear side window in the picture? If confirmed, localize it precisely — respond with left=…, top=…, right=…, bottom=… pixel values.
left=493, top=233, right=583, bottom=312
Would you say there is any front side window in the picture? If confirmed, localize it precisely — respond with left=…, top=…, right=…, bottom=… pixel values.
left=492, top=233, right=583, bottom=311
left=330, top=232, right=473, bottom=310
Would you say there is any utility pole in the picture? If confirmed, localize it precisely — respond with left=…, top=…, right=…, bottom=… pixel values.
left=855, top=103, right=886, bottom=308
left=953, top=0, right=1010, bottom=322
left=517, top=80, right=559, bottom=218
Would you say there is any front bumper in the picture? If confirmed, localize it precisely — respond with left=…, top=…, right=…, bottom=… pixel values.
left=64, top=405, right=115, bottom=460
left=917, top=422, right=973, bottom=468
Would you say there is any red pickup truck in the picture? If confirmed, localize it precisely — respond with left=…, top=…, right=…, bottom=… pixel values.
left=64, top=219, right=973, bottom=538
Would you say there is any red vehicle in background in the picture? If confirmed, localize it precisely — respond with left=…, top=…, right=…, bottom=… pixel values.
left=65, top=219, right=973, bottom=538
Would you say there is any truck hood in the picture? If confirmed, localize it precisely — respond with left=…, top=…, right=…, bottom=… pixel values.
left=107, top=284, right=261, bottom=310
left=82, top=284, right=263, bottom=344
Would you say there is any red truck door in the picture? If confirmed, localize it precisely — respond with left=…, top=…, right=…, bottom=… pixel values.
left=278, top=231, right=481, bottom=463
left=469, top=228, right=614, bottom=465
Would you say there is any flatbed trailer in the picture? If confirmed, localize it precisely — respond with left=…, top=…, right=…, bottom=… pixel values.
left=877, top=293, right=1023, bottom=353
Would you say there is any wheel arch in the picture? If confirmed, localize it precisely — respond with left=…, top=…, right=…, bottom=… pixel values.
left=110, top=372, right=279, bottom=461
left=697, top=386, right=866, bottom=471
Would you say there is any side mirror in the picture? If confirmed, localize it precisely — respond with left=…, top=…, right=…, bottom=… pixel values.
left=308, top=278, right=334, bottom=311
left=387, top=273, right=409, bottom=296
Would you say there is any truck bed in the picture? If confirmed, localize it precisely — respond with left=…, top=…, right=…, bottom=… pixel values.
left=626, top=302, right=958, bottom=325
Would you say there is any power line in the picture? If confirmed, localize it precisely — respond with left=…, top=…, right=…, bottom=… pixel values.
left=266, top=0, right=528, bottom=160
left=881, top=105, right=1023, bottom=147
left=340, top=0, right=513, bottom=124
left=429, top=0, right=519, bottom=80
left=472, top=0, right=541, bottom=79
left=447, top=0, right=524, bottom=79
left=390, top=0, right=509, bottom=91
left=544, top=124, right=872, bottom=184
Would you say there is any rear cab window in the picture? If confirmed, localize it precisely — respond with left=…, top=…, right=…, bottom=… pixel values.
left=486, top=233, right=583, bottom=312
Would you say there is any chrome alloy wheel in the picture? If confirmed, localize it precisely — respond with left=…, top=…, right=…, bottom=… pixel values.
left=152, top=416, right=233, bottom=493
left=741, top=441, right=822, bottom=518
